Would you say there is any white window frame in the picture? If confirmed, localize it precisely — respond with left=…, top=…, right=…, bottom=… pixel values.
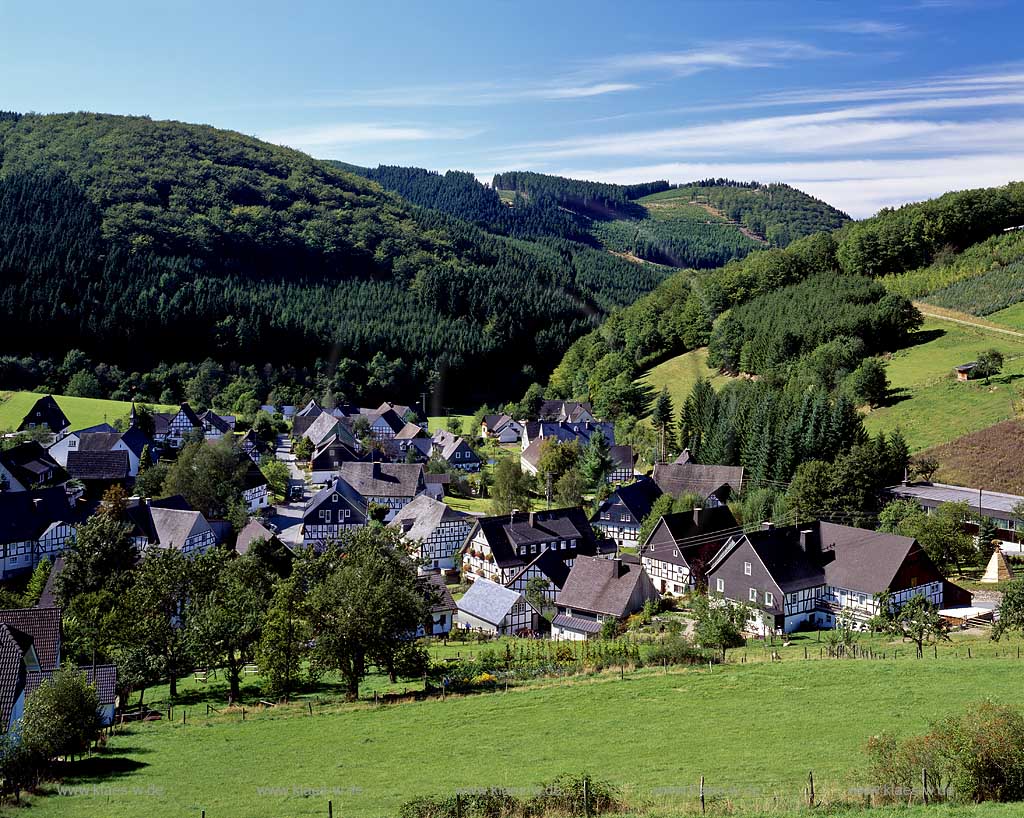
left=743, top=561, right=751, bottom=576
left=749, top=588, right=758, bottom=603
left=765, top=591, right=774, bottom=606
left=716, top=578, right=724, bottom=593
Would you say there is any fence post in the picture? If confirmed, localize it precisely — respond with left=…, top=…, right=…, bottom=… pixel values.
left=183, top=709, right=186, bottom=726
left=583, top=776, right=590, bottom=818
left=308, top=701, right=313, bottom=716
left=699, top=775, right=705, bottom=815
left=922, top=768, right=928, bottom=805
left=968, top=647, right=972, bottom=659
left=935, top=644, right=938, bottom=659
left=455, top=792, right=462, bottom=818
left=242, top=707, right=246, bottom=721
left=328, top=799, right=333, bottom=818
left=808, top=770, right=814, bottom=807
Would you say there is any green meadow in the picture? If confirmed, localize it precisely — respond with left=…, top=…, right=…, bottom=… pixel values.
left=863, top=317, right=1024, bottom=450
left=27, top=630, right=1024, bottom=818
left=0, top=391, right=177, bottom=433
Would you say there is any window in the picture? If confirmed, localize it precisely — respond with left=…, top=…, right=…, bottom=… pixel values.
left=601, top=512, right=611, bottom=520
left=332, top=494, right=338, bottom=503
left=570, top=539, right=577, bottom=548
left=324, top=511, right=331, bottom=523
left=520, top=546, right=527, bottom=556
left=530, top=544, right=537, bottom=554
left=749, top=588, right=757, bottom=602
left=765, top=592, right=774, bottom=606
left=743, top=561, right=751, bottom=576
left=344, top=509, right=350, bottom=518
left=318, top=509, right=325, bottom=519
left=716, top=578, right=724, bottom=593
left=622, top=514, right=631, bottom=523
left=455, top=451, right=461, bottom=459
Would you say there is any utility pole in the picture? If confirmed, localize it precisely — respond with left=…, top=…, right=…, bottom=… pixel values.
left=545, top=471, right=553, bottom=508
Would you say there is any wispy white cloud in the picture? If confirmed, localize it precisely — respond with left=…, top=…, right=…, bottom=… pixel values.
left=812, top=20, right=909, bottom=36
left=264, top=122, right=481, bottom=151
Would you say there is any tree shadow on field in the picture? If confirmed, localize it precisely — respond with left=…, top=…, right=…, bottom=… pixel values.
left=897, top=327, right=945, bottom=351
left=880, top=387, right=912, bottom=408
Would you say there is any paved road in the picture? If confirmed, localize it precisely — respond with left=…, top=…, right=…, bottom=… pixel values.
left=268, top=434, right=307, bottom=547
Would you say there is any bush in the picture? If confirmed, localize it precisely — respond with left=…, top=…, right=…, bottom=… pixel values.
left=647, top=634, right=708, bottom=666
left=865, top=701, right=1024, bottom=804
left=527, top=773, right=622, bottom=816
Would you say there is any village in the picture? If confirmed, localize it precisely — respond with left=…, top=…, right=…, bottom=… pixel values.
left=0, top=386, right=1016, bottom=747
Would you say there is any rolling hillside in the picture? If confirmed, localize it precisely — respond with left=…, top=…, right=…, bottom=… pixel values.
left=0, top=112, right=668, bottom=405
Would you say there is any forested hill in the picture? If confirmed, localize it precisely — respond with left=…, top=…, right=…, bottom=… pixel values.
left=545, top=181, right=1024, bottom=419
left=337, top=163, right=850, bottom=271
left=0, top=112, right=670, bottom=404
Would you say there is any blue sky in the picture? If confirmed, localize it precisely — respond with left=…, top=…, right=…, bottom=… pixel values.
left=3, top=0, right=1023, bottom=216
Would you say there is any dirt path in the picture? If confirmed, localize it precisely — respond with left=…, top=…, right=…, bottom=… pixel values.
left=914, top=302, right=1024, bottom=338
left=689, top=201, right=767, bottom=243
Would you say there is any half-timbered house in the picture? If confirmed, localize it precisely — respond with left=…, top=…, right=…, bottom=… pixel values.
left=455, top=577, right=538, bottom=635
left=591, top=476, right=662, bottom=547
left=390, top=494, right=473, bottom=573
left=640, top=505, right=739, bottom=595
left=301, top=479, right=369, bottom=547
left=551, top=555, right=658, bottom=640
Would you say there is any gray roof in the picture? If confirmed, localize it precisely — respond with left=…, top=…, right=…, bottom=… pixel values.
left=77, top=432, right=123, bottom=451
left=235, top=519, right=280, bottom=556
left=337, top=462, right=424, bottom=498
left=457, top=577, right=525, bottom=627
left=0, top=624, right=30, bottom=727
left=551, top=613, right=603, bottom=634
left=148, top=507, right=212, bottom=550
left=817, top=522, right=920, bottom=594
left=420, top=574, right=457, bottom=614
left=390, top=495, right=471, bottom=543
left=26, top=664, right=117, bottom=705
left=67, top=450, right=130, bottom=480
left=303, top=412, right=343, bottom=447
left=471, top=508, right=608, bottom=570
left=0, top=607, right=61, bottom=671
left=652, top=462, right=744, bottom=500
left=555, top=555, right=654, bottom=617
left=887, top=482, right=1024, bottom=517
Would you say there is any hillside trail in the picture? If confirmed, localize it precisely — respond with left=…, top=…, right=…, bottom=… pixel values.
left=688, top=200, right=767, bottom=243
left=913, top=302, right=1024, bottom=339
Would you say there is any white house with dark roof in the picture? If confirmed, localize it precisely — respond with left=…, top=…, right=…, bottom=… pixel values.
left=652, top=457, right=744, bottom=507
left=591, top=476, right=662, bottom=547
left=418, top=574, right=458, bottom=636
left=389, top=494, right=473, bottom=573
left=706, top=521, right=971, bottom=634
left=301, top=479, right=369, bottom=547
left=0, top=623, right=40, bottom=731
left=0, top=442, right=67, bottom=492
left=551, top=555, right=658, bottom=640
left=47, top=423, right=118, bottom=468
left=481, top=413, right=522, bottom=444
left=640, top=505, right=739, bottom=595
left=455, top=577, right=538, bottom=635
left=430, top=430, right=481, bottom=472
left=336, top=462, right=426, bottom=519
left=461, top=508, right=614, bottom=602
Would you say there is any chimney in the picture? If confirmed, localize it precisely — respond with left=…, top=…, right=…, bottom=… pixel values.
left=692, top=507, right=702, bottom=526
left=612, top=557, right=623, bottom=576
left=32, top=498, right=42, bottom=510
left=528, top=511, right=536, bottom=527
left=761, top=521, right=774, bottom=530
left=799, top=528, right=818, bottom=554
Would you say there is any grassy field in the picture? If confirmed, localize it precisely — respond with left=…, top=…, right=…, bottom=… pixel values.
left=638, top=348, right=734, bottom=415
left=989, top=301, right=1024, bottom=330
left=863, top=317, right=1024, bottom=450
left=29, top=629, right=1024, bottom=818
left=427, top=414, right=473, bottom=435
left=0, top=391, right=177, bottom=433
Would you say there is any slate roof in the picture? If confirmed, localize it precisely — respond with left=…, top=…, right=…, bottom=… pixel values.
left=365, top=408, right=406, bottom=435
left=148, top=507, right=213, bottom=550
left=78, top=432, right=124, bottom=452
left=0, top=607, right=61, bottom=671
left=598, top=477, right=662, bottom=523
left=395, top=422, right=426, bottom=441
left=199, top=409, right=232, bottom=434
left=26, top=664, right=117, bottom=706
left=18, top=395, right=69, bottom=433
left=610, top=445, right=635, bottom=474
left=296, top=400, right=323, bottom=418
left=0, top=441, right=66, bottom=487
left=304, top=478, right=368, bottom=521
left=0, top=487, right=72, bottom=545
left=652, top=462, right=744, bottom=501
left=537, top=400, right=594, bottom=422
left=551, top=613, right=603, bottom=634
left=337, top=462, right=424, bottom=498
left=119, top=426, right=152, bottom=459
left=555, top=555, right=654, bottom=617
left=235, top=519, right=282, bottom=556
left=469, top=507, right=607, bottom=570
left=303, top=412, right=342, bottom=446
left=67, top=450, right=131, bottom=481
left=886, top=482, right=1024, bottom=517
left=432, top=430, right=477, bottom=462
left=816, top=522, right=921, bottom=594
left=311, top=437, right=366, bottom=470
left=457, top=577, right=525, bottom=627
left=0, top=624, right=30, bottom=727
left=420, top=574, right=457, bottom=614
left=641, top=505, right=740, bottom=570
left=243, top=460, right=268, bottom=491
left=391, top=494, right=471, bottom=543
